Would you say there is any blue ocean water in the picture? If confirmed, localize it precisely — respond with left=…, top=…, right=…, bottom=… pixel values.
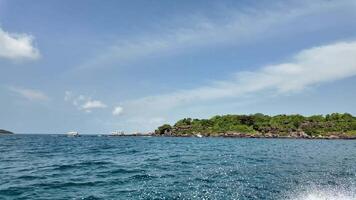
left=0, top=135, right=355, bottom=200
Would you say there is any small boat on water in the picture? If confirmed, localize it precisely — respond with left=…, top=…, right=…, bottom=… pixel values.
left=196, top=134, right=203, bottom=138
left=111, top=131, right=124, bottom=136
left=67, top=131, right=79, bottom=137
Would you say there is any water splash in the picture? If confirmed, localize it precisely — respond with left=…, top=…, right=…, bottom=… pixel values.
left=288, top=186, right=356, bottom=200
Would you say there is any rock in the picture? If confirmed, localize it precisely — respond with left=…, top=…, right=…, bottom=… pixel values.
left=0, top=129, right=14, bottom=134
left=328, top=135, right=339, bottom=139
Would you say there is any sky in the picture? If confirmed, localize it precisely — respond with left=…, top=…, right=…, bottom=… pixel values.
left=1, top=0, right=356, bottom=134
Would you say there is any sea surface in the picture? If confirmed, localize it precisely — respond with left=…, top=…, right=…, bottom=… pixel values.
left=0, top=135, right=355, bottom=200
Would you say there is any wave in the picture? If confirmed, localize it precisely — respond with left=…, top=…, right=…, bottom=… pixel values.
left=77, top=195, right=103, bottom=200
left=52, top=160, right=112, bottom=170
left=110, top=168, right=145, bottom=174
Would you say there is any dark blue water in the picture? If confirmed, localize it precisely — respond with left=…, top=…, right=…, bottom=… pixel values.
left=0, top=135, right=355, bottom=200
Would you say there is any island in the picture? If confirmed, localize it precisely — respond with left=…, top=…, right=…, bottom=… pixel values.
left=0, top=129, right=14, bottom=135
left=154, top=113, right=356, bottom=139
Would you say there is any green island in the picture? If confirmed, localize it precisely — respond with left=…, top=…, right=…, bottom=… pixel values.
left=0, top=129, right=14, bottom=135
left=155, top=113, right=356, bottom=139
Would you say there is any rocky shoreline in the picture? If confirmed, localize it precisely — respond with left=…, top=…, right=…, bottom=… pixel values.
left=152, top=132, right=356, bottom=139
left=0, top=129, right=14, bottom=135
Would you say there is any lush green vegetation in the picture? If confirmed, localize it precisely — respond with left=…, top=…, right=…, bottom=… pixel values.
left=155, top=113, right=356, bottom=138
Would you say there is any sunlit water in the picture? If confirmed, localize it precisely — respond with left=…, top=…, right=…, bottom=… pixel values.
left=0, top=135, right=355, bottom=199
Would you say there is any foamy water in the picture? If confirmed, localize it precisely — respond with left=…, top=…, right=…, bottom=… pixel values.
left=288, top=186, right=356, bottom=200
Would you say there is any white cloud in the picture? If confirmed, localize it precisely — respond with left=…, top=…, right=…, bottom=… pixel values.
left=79, top=0, right=356, bottom=69
left=81, top=100, right=107, bottom=110
left=0, top=27, right=40, bottom=61
left=122, top=40, right=356, bottom=116
left=64, top=91, right=107, bottom=113
left=112, top=106, right=123, bottom=116
left=9, top=87, right=49, bottom=101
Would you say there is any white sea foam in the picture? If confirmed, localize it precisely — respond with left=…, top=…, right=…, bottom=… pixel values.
left=292, top=191, right=355, bottom=200
left=288, top=186, right=356, bottom=200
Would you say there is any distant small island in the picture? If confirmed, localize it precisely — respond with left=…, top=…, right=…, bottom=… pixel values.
left=0, top=129, right=14, bottom=135
left=154, top=113, right=356, bottom=139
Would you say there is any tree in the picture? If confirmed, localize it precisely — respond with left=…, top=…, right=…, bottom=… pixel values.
left=155, top=113, right=356, bottom=137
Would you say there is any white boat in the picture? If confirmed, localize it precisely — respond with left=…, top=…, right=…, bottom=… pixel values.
left=111, top=131, right=124, bottom=136
left=196, top=134, right=203, bottom=138
left=67, top=131, right=79, bottom=137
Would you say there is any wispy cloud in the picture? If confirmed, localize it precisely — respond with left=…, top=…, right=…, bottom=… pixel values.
left=9, top=86, right=49, bottom=101
left=0, top=27, right=40, bottom=61
left=64, top=91, right=107, bottom=113
left=121, top=40, right=356, bottom=118
left=112, top=106, right=123, bottom=116
left=79, top=0, right=355, bottom=70
left=81, top=100, right=107, bottom=110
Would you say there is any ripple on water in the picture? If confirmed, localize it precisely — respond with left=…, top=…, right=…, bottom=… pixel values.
left=78, top=195, right=103, bottom=200
left=109, top=168, right=146, bottom=174
left=52, top=160, right=112, bottom=171
left=30, top=180, right=107, bottom=189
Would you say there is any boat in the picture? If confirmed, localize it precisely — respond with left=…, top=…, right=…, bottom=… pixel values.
left=196, top=134, right=203, bottom=138
left=111, top=131, right=124, bottom=136
left=67, top=131, right=79, bottom=137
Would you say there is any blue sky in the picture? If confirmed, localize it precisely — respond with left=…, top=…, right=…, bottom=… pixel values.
left=1, top=0, right=356, bottom=133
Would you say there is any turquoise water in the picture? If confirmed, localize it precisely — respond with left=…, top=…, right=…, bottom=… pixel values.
left=0, top=135, right=355, bottom=200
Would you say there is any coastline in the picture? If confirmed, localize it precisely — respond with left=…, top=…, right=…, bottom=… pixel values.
left=1, top=132, right=355, bottom=139
left=0, top=129, right=14, bottom=135
left=154, top=113, right=356, bottom=140
left=109, top=132, right=356, bottom=139
left=151, top=134, right=356, bottom=140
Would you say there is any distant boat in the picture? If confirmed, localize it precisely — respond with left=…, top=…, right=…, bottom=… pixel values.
left=196, top=134, right=203, bottom=138
left=111, top=131, right=124, bottom=136
left=67, top=131, right=79, bottom=137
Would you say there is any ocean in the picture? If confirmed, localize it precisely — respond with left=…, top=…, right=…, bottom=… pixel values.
left=0, top=135, right=355, bottom=200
